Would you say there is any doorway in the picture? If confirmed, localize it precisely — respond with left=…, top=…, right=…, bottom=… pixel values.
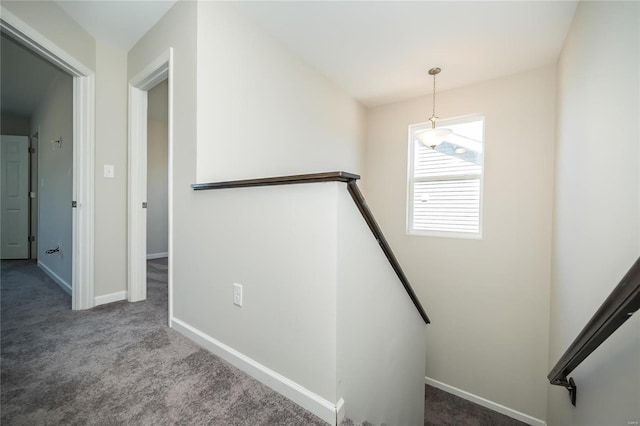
left=1, top=32, right=73, bottom=297
left=1, top=9, right=95, bottom=309
left=128, top=49, right=173, bottom=325
left=146, top=80, right=168, bottom=263
left=146, top=79, right=169, bottom=315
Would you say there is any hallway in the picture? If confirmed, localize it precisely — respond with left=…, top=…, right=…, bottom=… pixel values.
left=1, top=260, right=525, bottom=425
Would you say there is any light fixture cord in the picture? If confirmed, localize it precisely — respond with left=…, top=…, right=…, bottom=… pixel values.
left=432, top=72, right=437, bottom=128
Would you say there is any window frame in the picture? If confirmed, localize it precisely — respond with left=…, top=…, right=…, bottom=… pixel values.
left=406, top=114, right=486, bottom=239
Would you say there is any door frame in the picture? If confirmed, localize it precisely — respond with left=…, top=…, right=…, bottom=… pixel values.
left=1, top=7, right=95, bottom=310
left=30, top=131, right=38, bottom=260
left=128, top=49, right=173, bottom=323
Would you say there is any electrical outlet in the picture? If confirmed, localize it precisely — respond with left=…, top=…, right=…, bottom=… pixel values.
left=233, top=283, right=243, bottom=307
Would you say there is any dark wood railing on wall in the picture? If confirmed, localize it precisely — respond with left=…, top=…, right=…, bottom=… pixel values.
left=192, top=171, right=430, bottom=324
left=547, top=256, right=640, bottom=406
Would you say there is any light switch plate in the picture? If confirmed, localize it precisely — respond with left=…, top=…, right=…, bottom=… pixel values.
left=233, top=283, right=243, bottom=307
left=104, top=164, right=115, bottom=178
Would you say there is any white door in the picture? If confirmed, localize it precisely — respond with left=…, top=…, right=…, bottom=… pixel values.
left=1, top=135, right=30, bottom=259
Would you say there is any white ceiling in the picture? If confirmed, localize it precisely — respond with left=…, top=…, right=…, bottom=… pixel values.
left=231, top=1, right=578, bottom=106
left=1, top=1, right=578, bottom=118
left=54, top=0, right=178, bottom=51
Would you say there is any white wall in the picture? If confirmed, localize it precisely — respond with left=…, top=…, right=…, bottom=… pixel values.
left=179, top=183, right=339, bottom=404
left=185, top=0, right=365, bottom=405
left=548, top=2, right=640, bottom=425
left=1, top=1, right=95, bottom=72
left=337, top=186, right=426, bottom=425
left=94, top=41, right=128, bottom=298
left=195, top=2, right=365, bottom=183
left=31, top=73, right=73, bottom=289
left=146, top=80, right=168, bottom=257
left=363, top=66, right=556, bottom=422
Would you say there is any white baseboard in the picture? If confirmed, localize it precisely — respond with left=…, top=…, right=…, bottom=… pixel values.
left=147, top=252, right=168, bottom=260
left=94, top=291, right=127, bottom=307
left=171, top=317, right=340, bottom=425
left=38, top=260, right=71, bottom=295
left=425, top=377, right=546, bottom=426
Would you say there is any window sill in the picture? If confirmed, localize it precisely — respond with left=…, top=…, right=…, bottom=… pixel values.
left=406, top=229, right=483, bottom=240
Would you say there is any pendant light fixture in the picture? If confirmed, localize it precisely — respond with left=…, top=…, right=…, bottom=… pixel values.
left=416, top=67, right=452, bottom=149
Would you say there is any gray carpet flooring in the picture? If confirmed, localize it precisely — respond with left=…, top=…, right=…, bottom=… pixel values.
left=1, top=259, right=328, bottom=425
left=1, top=259, right=527, bottom=426
left=423, top=385, right=527, bottom=426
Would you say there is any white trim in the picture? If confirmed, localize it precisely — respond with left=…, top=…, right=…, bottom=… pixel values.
left=171, top=317, right=340, bottom=425
left=425, top=377, right=546, bottom=426
left=94, top=291, right=127, bottom=306
left=1, top=6, right=95, bottom=311
left=336, top=397, right=345, bottom=425
left=38, top=260, right=72, bottom=295
left=128, top=49, right=174, bottom=328
left=72, top=74, right=95, bottom=310
left=29, top=132, right=38, bottom=260
left=127, top=84, right=148, bottom=303
left=0, top=8, right=92, bottom=77
left=166, top=50, right=174, bottom=327
left=130, top=52, right=169, bottom=91
left=146, top=252, right=168, bottom=260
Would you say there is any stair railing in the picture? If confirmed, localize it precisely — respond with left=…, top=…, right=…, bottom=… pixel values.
left=547, top=256, right=640, bottom=406
left=192, top=171, right=430, bottom=324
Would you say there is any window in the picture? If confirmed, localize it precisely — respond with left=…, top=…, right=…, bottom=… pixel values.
left=407, top=115, right=485, bottom=238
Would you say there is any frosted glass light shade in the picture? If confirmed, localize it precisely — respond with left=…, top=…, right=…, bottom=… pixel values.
left=416, top=127, right=453, bottom=148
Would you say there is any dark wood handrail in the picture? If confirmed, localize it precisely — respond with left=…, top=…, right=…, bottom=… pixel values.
left=191, top=171, right=430, bottom=324
left=547, top=256, right=640, bottom=406
left=346, top=181, right=430, bottom=323
left=191, top=171, right=360, bottom=191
